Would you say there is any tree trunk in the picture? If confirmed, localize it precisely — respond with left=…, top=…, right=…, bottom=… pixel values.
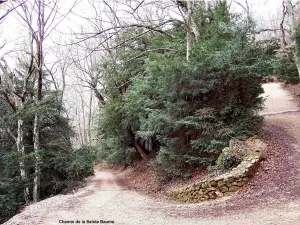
left=93, top=88, right=106, bottom=107
left=133, top=139, right=149, bottom=160
left=186, top=0, right=191, bottom=62
left=128, top=128, right=148, bottom=160
left=33, top=0, right=44, bottom=202
left=88, top=89, right=93, bottom=146
left=286, top=0, right=300, bottom=77
left=76, top=107, right=84, bottom=146
left=16, top=118, right=30, bottom=204
left=80, top=94, right=88, bottom=145
left=60, top=65, right=66, bottom=108
left=280, top=1, right=292, bottom=60
left=33, top=113, right=41, bottom=202
left=294, top=53, right=300, bottom=76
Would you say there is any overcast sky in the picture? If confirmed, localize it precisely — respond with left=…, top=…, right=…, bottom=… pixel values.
left=0, top=0, right=285, bottom=61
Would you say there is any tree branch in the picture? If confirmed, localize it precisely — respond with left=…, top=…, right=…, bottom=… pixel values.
left=7, top=127, right=17, bottom=142
left=74, top=19, right=174, bottom=43
left=0, top=0, right=26, bottom=21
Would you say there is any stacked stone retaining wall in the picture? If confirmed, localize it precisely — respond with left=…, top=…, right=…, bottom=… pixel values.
left=168, top=153, right=262, bottom=203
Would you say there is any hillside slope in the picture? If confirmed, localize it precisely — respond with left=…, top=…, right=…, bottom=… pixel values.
left=4, top=83, right=300, bottom=225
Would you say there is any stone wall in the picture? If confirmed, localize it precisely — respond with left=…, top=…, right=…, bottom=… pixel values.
left=168, top=153, right=262, bottom=203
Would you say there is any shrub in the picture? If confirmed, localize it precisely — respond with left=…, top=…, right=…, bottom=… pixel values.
left=67, top=146, right=96, bottom=180
left=97, top=138, right=139, bottom=166
left=216, top=147, right=242, bottom=170
left=272, top=56, right=300, bottom=83
left=0, top=177, right=25, bottom=223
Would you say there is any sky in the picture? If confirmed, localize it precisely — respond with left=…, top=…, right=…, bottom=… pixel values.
left=0, top=0, right=286, bottom=62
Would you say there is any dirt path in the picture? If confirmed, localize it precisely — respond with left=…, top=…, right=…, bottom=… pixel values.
left=4, top=83, right=300, bottom=225
left=260, top=83, right=300, bottom=115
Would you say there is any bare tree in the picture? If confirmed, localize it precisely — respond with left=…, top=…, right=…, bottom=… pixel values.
left=70, top=60, right=102, bottom=146
left=70, top=42, right=106, bottom=107
left=71, top=0, right=174, bottom=52
left=285, top=0, right=300, bottom=76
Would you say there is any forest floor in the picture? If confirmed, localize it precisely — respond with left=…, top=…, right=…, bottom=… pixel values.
left=4, top=82, right=300, bottom=225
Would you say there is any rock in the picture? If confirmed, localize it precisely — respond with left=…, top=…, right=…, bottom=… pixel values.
left=203, top=195, right=209, bottom=200
left=229, top=186, right=240, bottom=192
left=168, top=142, right=263, bottom=203
left=210, top=180, right=217, bottom=187
left=208, top=192, right=217, bottom=199
left=244, top=168, right=250, bottom=174
left=236, top=181, right=245, bottom=187
left=207, top=187, right=216, bottom=192
left=216, top=191, right=224, bottom=197
left=226, top=182, right=232, bottom=187
left=227, top=177, right=234, bottom=183
left=220, top=186, right=229, bottom=193
left=217, top=180, right=225, bottom=187
left=223, top=192, right=232, bottom=196
left=243, top=177, right=249, bottom=182
left=232, top=181, right=244, bottom=187
left=251, top=159, right=258, bottom=164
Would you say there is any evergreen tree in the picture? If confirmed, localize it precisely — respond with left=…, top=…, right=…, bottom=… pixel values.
left=0, top=65, right=95, bottom=223
left=97, top=1, right=271, bottom=178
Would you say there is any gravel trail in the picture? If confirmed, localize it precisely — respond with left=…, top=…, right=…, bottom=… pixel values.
left=4, top=83, right=300, bottom=225
left=260, top=83, right=300, bottom=115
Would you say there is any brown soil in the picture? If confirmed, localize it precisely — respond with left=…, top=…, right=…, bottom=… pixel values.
left=115, top=162, right=209, bottom=201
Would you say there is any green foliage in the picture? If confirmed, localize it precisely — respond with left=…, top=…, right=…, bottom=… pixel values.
left=272, top=56, right=300, bottom=83
left=0, top=92, right=94, bottom=222
left=98, top=1, right=269, bottom=178
left=0, top=142, right=29, bottom=222
left=98, top=97, right=141, bottom=166
left=130, top=24, right=266, bottom=177
left=97, top=138, right=139, bottom=166
left=66, top=146, right=96, bottom=179
left=252, top=38, right=299, bottom=83
left=0, top=177, right=25, bottom=222
left=211, top=0, right=230, bottom=23
left=216, top=147, right=241, bottom=170
left=270, top=19, right=300, bottom=83
left=292, top=19, right=300, bottom=59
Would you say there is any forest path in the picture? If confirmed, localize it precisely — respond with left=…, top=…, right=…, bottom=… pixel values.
left=4, top=83, right=300, bottom=225
left=260, top=82, right=300, bottom=115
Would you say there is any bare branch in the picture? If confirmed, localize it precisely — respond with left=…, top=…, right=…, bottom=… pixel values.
left=7, top=128, right=17, bottom=142
left=73, top=19, right=174, bottom=44
left=133, top=0, right=146, bottom=13
left=0, top=0, right=26, bottom=21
